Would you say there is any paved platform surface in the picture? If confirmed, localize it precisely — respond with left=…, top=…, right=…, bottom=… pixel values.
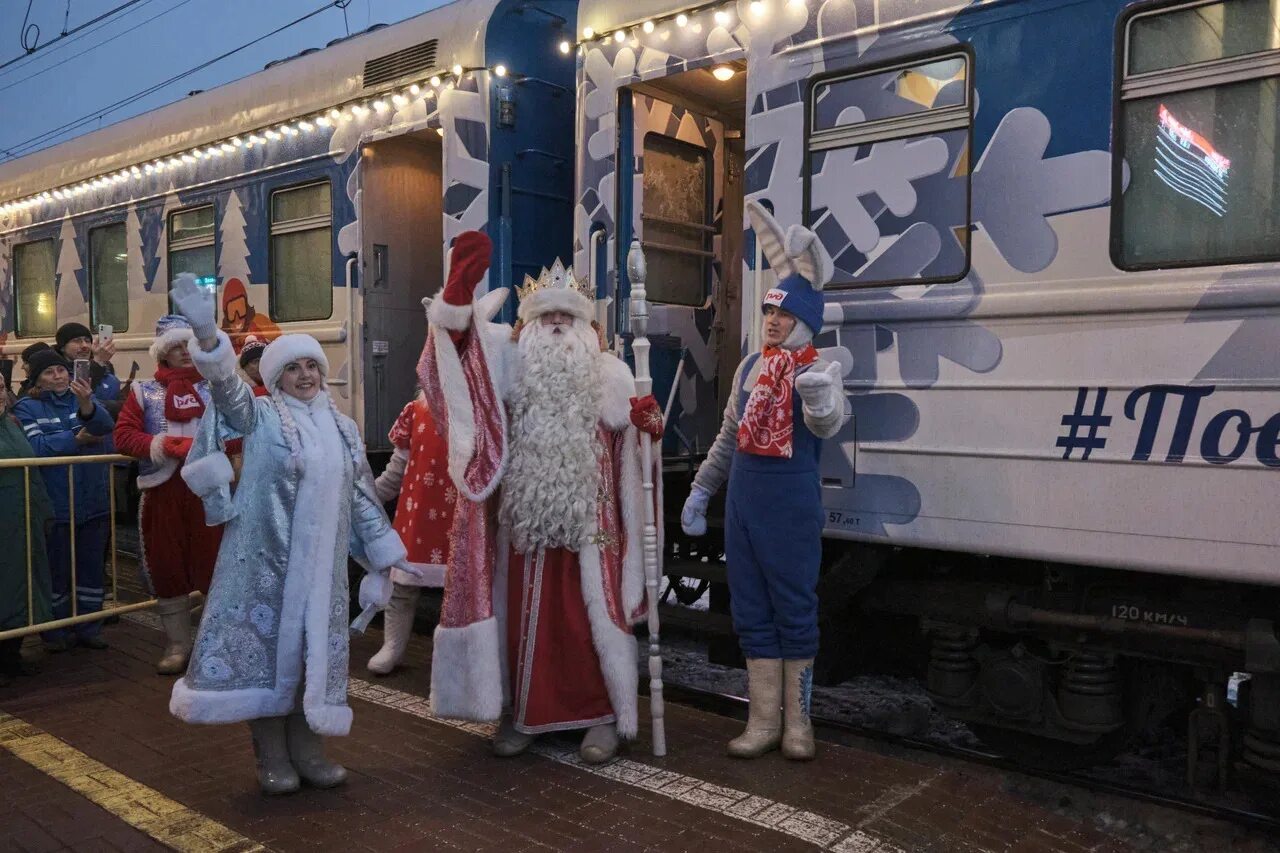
left=0, top=613, right=1271, bottom=852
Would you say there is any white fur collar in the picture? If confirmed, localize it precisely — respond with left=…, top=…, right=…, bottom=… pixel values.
left=596, top=352, right=636, bottom=431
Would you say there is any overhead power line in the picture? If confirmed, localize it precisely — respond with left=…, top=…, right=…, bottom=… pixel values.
left=5, top=0, right=151, bottom=73
left=0, top=1, right=351, bottom=162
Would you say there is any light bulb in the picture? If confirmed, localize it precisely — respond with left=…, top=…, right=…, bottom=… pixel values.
left=316, top=116, right=331, bottom=127
left=392, top=94, right=407, bottom=107
left=410, top=83, right=421, bottom=95
left=452, top=64, right=463, bottom=76
left=373, top=100, right=388, bottom=112
left=435, top=127, right=444, bottom=137
left=299, top=120, right=314, bottom=131
left=643, top=20, right=654, bottom=32
left=582, top=26, right=594, bottom=38
left=715, top=10, right=730, bottom=25
left=494, top=64, right=508, bottom=77
left=207, top=146, right=221, bottom=157
left=182, top=154, right=195, bottom=164
left=614, top=30, right=626, bottom=42
left=430, top=75, right=441, bottom=87
left=750, top=0, right=764, bottom=13
left=559, top=40, right=571, bottom=54
left=712, top=65, right=735, bottom=81
left=676, top=13, right=688, bottom=26
left=328, top=108, right=341, bottom=120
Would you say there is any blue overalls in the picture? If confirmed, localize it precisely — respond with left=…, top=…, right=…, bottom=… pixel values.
left=724, top=353, right=823, bottom=660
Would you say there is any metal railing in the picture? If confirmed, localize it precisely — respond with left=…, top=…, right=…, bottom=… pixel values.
left=0, top=453, right=155, bottom=641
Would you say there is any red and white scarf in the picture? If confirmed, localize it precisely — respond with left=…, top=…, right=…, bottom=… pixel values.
left=154, top=365, right=206, bottom=423
left=737, top=344, right=818, bottom=458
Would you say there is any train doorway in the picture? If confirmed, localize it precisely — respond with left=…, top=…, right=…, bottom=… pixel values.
left=358, top=131, right=443, bottom=452
left=621, top=60, right=746, bottom=450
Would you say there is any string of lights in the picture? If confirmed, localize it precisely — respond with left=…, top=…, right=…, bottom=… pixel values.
left=0, top=63, right=511, bottom=217
left=573, top=0, right=805, bottom=50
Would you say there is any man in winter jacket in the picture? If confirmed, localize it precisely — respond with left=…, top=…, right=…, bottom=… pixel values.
left=14, top=347, right=117, bottom=651
left=55, top=322, right=121, bottom=416
left=114, top=316, right=225, bottom=674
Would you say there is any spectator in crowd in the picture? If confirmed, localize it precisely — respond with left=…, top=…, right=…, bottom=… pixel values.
left=55, top=322, right=121, bottom=416
left=16, top=342, right=52, bottom=399
left=13, top=348, right=116, bottom=652
left=239, top=336, right=269, bottom=397
left=0, top=387, right=53, bottom=687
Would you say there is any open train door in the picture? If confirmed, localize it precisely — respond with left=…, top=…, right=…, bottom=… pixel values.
left=357, top=131, right=444, bottom=453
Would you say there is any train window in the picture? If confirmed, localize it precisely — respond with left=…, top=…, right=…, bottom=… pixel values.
left=269, top=181, right=332, bottom=322
left=640, top=134, right=711, bottom=307
left=13, top=239, right=57, bottom=338
left=89, top=223, right=129, bottom=331
left=1115, top=0, right=1280, bottom=269
left=805, top=52, right=971, bottom=288
left=168, top=206, right=217, bottom=311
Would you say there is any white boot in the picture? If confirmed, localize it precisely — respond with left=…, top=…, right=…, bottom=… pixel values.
left=155, top=596, right=193, bottom=675
left=367, top=584, right=419, bottom=675
left=248, top=717, right=300, bottom=795
left=782, top=658, right=816, bottom=761
left=492, top=715, right=535, bottom=757
left=285, top=713, right=348, bottom=788
left=728, top=658, right=783, bottom=758
left=579, top=724, right=619, bottom=764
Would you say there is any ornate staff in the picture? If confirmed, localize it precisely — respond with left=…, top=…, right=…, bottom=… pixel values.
left=627, top=238, right=667, bottom=757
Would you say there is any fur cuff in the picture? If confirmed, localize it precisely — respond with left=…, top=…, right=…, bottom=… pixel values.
left=361, top=528, right=408, bottom=573
left=149, top=434, right=168, bottom=466
left=304, top=704, right=353, bottom=737
left=181, top=451, right=234, bottom=497
left=597, top=353, right=637, bottom=431
left=429, top=617, right=504, bottom=722
left=429, top=298, right=475, bottom=332
left=189, top=331, right=238, bottom=383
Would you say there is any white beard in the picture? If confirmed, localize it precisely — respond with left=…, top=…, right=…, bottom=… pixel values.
left=499, top=318, right=603, bottom=554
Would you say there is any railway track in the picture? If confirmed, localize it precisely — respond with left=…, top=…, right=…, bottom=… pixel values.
left=655, top=678, right=1280, bottom=834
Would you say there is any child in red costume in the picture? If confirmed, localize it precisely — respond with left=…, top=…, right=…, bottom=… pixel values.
left=114, top=315, right=225, bottom=674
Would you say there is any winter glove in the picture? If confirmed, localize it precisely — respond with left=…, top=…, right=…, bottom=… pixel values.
left=351, top=571, right=394, bottom=634
left=441, top=231, right=493, bottom=306
left=391, top=559, right=426, bottom=581
left=169, top=273, right=218, bottom=343
left=681, top=485, right=712, bottom=537
left=162, top=436, right=194, bottom=460
left=795, top=362, right=842, bottom=419
left=629, top=395, right=664, bottom=439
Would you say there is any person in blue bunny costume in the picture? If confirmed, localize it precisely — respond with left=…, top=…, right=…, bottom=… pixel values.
left=681, top=201, right=847, bottom=761
left=165, top=273, right=420, bottom=794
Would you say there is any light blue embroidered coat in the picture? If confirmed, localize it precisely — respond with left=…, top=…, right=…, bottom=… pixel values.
left=169, top=331, right=405, bottom=736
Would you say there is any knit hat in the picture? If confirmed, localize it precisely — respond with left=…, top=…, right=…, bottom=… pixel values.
left=746, top=200, right=833, bottom=340
left=55, top=322, right=93, bottom=352
left=27, top=348, right=69, bottom=382
left=20, top=341, right=50, bottom=365
left=239, top=335, right=267, bottom=368
left=149, top=315, right=195, bottom=362
left=258, top=334, right=328, bottom=393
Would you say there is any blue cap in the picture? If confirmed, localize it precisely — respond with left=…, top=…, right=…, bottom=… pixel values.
left=762, top=273, right=824, bottom=337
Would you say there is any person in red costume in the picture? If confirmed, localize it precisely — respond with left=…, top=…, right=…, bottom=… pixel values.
left=114, top=315, right=225, bottom=674
left=238, top=336, right=270, bottom=397
left=220, top=278, right=282, bottom=353
left=420, top=231, right=664, bottom=764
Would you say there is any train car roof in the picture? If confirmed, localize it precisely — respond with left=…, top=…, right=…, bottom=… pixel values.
left=0, top=0, right=503, bottom=204
left=577, top=0, right=687, bottom=40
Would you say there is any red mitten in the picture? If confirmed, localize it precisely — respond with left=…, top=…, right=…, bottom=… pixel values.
left=441, top=231, right=493, bottom=306
left=629, top=395, right=664, bottom=439
left=162, top=436, right=193, bottom=460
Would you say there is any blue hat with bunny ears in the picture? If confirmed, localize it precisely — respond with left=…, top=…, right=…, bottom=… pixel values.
left=747, top=200, right=833, bottom=338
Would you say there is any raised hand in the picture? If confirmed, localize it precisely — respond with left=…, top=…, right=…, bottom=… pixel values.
left=170, top=273, right=217, bottom=347
left=441, top=231, right=492, bottom=306
left=93, top=337, right=116, bottom=366
left=70, top=378, right=95, bottom=417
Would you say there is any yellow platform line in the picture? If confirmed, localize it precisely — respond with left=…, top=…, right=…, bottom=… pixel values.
left=0, top=710, right=266, bottom=853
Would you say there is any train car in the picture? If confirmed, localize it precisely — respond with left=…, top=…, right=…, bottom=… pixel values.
left=572, top=0, right=1280, bottom=782
left=0, top=0, right=577, bottom=452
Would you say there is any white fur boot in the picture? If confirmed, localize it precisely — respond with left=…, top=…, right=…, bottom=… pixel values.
left=155, top=596, right=193, bottom=675
left=367, top=584, right=419, bottom=675
left=728, top=658, right=783, bottom=758
left=492, top=715, right=535, bottom=757
left=782, top=658, right=816, bottom=761
left=285, top=713, right=348, bottom=788
left=248, top=716, right=300, bottom=795
left=579, top=724, right=619, bottom=764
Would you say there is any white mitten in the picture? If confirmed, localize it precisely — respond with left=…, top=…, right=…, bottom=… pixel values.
left=169, top=273, right=217, bottom=342
left=359, top=571, right=394, bottom=611
left=795, top=362, right=842, bottom=419
left=681, top=486, right=711, bottom=537
left=391, top=559, right=425, bottom=581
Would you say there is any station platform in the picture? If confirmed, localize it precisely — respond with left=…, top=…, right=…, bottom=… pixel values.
left=0, top=614, right=1244, bottom=852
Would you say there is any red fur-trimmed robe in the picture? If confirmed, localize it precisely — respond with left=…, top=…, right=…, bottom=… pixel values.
left=420, top=288, right=654, bottom=737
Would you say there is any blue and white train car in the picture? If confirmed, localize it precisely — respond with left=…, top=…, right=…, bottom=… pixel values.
left=0, top=0, right=576, bottom=449
left=574, top=0, right=1280, bottom=773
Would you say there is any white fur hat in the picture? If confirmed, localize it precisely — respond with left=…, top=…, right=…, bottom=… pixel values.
left=258, top=334, right=328, bottom=393
left=149, top=314, right=195, bottom=362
